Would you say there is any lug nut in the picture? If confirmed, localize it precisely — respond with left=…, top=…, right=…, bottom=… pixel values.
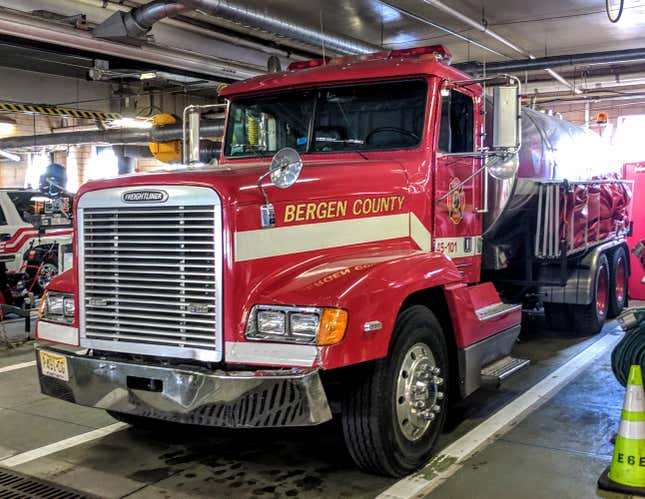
left=415, top=400, right=426, bottom=409
left=432, top=404, right=441, bottom=413
left=436, top=391, right=444, bottom=400
left=414, top=382, right=427, bottom=393
left=433, top=376, right=444, bottom=386
left=421, top=411, right=436, bottom=421
left=432, top=367, right=441, bottom=374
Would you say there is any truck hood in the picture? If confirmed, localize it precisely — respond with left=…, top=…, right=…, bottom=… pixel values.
left=77, top=158, right=411, bottom=232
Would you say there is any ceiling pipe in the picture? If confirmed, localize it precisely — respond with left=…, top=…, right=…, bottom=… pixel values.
left=95, top=0, right=381, bottom=55
left=0, top=8, right=261, bottom=80
left=537, top=92, right=645, bottom=105
left=457, top=47, right=645, bottom=74
left=419, top=0, right=581, bottom=94
left=75, top=0, right=307, bottom=59
left=0, top=120, right=224, bottom=149
left=132, top=1, right=189, bottom=29
left=376, top=0, right=506, bottom=58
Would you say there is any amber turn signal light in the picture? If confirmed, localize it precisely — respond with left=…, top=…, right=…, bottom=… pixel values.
left=317, top=308, right=348, bottom=346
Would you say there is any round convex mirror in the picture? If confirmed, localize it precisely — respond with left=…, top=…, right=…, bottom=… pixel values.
left=270, top=147, right=303, bottom=188
left=487, top=154, right=519, bottom=181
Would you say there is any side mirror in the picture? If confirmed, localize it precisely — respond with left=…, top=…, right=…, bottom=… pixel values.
left=486, top=154, right=519, bottom=181
left=492, top=85, right=520, bottom=150
left=269, top=148, right=303, bottom=189
left=256, top=148, right=304, bottom=228
left=487, top=83, right=521, bottom=181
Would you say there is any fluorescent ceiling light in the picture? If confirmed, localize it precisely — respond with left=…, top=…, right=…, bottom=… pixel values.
left=140, top=72, right=157, bottom=80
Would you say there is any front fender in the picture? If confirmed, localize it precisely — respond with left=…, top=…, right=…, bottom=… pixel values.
left=36, top=267, right=79, bottom=345
left=46, top=267, right=76, bottom=294
left=249, top=249, right=463, bottom=369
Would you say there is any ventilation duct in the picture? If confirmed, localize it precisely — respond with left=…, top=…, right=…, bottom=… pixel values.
left=0, top=120, right=224, bottom=149
left=94, top=0, right=380, bottom=55
left=457, top=47, right=645, bottom=74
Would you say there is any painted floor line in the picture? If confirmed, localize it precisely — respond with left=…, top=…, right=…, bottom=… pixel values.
left=0, top=423, right=128, bottom=468
left=377, top=329, right=623, bottom=499
left=0, top=360, right=36, bottom=374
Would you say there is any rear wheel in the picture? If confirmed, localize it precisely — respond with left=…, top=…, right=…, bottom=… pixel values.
left=573, top=253, right=610, bottom=336
left=341, top=305, right=449, bottom=477
left=608, top=246, right=628, bottom=318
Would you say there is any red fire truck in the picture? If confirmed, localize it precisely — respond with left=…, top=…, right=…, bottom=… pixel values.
left=34, top=45, right=630, bottom=476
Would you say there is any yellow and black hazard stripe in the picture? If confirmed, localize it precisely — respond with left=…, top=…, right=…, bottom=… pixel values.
left=0, top=102, right=121, bottom=121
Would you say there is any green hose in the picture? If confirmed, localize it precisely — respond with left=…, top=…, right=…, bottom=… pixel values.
left=611, top=307, right=645, bottom=386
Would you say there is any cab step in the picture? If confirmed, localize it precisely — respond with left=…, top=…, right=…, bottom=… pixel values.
left=481, top=356, right=530, bottom=386
left=476, top=302, right=522, bottom=321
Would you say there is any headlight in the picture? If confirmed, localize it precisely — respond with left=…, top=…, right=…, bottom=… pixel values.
left=246, top=305, right=348, bottom=345
left=39, top=291, right=75, bottom=325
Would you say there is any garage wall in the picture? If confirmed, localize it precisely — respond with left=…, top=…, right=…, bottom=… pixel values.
left=0, top=66, right=112, bottom=112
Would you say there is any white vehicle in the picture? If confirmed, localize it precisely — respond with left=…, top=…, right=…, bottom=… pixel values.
left=0, top=189, right=73, bottom=280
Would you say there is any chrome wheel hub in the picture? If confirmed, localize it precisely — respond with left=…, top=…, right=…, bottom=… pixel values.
left=395, top=342, right=444, bottom=441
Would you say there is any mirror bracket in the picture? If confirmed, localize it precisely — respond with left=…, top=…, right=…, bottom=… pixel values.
left=256, top=147, right=304, bottom=228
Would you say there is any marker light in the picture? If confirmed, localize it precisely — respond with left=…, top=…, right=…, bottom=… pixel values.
left=317, top=308, right=349, bottom=346
left=288, top=44, right=453, bottom=72
left=287, top=58, right=330, bottom=71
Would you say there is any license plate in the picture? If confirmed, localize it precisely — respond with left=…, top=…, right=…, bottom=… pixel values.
left=39, top=351, right=69, bottom=381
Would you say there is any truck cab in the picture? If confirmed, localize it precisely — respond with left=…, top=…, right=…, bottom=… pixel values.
left=36, top=45, right=618, bottom=477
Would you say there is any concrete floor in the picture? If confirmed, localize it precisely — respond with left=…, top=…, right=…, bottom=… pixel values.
left=0, top=311, right=637, bottom=498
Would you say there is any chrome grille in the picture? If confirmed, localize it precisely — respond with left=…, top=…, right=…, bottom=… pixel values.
left=79, top=186, right=222, bottom=362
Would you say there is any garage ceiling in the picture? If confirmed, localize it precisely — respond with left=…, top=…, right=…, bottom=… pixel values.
left=0, top=0, right=644, bottom=123
left=202, top=0, right=645, bottom=64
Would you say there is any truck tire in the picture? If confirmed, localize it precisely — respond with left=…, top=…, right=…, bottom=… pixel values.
left=608, top=246, right=628, bottom=318
left=573, top=253, right=610, bottom=336
left=544, top=302, right=572, bottom=331
left=341, top=305, right=448, bottom=477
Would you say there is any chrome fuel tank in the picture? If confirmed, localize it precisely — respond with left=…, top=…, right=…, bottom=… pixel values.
left=483, top=106, right=614, bottom=240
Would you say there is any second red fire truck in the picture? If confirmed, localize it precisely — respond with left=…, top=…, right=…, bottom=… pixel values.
left=34, top=45, right=630, bottom=476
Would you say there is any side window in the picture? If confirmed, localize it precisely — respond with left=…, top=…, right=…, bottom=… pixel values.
left=438, top=89, right=474, bottom=153
left=0, top=206, right=7, bottom=226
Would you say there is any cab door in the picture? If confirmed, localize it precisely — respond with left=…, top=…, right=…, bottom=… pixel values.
left=433, top=87, right=483, bottom=282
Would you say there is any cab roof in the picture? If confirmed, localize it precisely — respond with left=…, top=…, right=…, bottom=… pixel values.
left=219, top=47, right=475, bottom=98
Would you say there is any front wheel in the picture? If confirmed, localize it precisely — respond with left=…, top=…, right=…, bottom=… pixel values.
left=341, top=305, right=449, bottom=477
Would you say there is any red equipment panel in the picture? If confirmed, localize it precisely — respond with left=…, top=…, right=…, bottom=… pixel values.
left=624, top=162, right=645, bottom=299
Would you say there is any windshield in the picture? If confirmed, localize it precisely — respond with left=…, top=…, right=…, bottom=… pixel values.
left=224, top=79, right=427, bottom=158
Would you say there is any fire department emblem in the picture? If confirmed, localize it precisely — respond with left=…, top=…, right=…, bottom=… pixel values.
left=447, top=177, right=465, bottom=224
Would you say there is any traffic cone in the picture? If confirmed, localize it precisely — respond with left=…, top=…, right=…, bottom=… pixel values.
left=598, top=365, right=645, bottom=495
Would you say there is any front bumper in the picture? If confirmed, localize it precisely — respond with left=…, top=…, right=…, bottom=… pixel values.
left=36, top=346, right=332, bottom=427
